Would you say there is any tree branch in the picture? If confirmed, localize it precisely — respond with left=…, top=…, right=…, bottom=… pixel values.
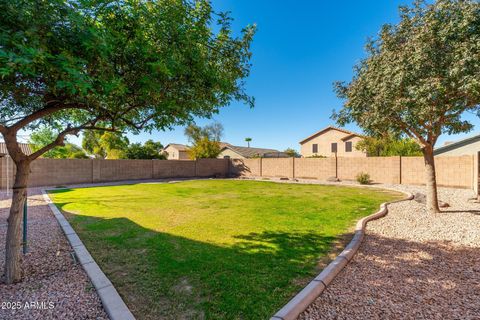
left=10, top=103, right=89, bottom=132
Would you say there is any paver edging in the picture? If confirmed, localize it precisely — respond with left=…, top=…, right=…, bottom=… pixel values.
left=41, top=189, right=136, bottom=320
left=270, top=185, right=414, bottom=320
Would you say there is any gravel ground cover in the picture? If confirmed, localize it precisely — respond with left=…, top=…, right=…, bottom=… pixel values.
left=0, top=188, right=107, bottom=320
left=299, top=184, right=480, bottom=320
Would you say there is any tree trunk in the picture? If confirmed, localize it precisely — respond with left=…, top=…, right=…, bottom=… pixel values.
left=4, top=160, right=30, bottom=284
left=422, top=145, right=440, bottom=214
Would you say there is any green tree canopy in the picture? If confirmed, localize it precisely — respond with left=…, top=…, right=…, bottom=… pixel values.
left=284, top=148, right=300, bottom=158
left=356, top=135, right=422, bottom=157
left=125, top=140, right=165, bottom=159
left=333, top=0, right=480, bottom=214
left=0, top=0, right=254, bottom=283
left=82, top=131, right=129, bottom=159
left=185, top=122, right=224, bottom=159
left=29, top=127, right=88, bottom=159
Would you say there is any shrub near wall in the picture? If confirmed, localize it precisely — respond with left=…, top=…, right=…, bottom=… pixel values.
left=337, top=156, right=401, bottom=184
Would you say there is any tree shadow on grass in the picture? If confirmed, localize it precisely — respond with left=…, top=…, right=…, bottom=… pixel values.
left=58, top=211, right=338, bottom=320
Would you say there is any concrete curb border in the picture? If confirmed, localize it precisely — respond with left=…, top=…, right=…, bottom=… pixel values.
left=270, top=186, right=414, bottom=320
left=41, top=189, right=136, bottom=320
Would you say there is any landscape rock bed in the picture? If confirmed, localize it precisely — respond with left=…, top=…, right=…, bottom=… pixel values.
left=0, top=189, right=107, bottom=320
left=299, top=184, right=480, bottom=319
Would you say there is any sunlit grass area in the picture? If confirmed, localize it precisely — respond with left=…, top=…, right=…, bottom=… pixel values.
left=49, top=180, right=400, bottom=320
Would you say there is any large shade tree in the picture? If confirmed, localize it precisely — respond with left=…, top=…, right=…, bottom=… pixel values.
left=0, top=0, right=254, bottom=283
left=333, top=0, right=480, bottom=214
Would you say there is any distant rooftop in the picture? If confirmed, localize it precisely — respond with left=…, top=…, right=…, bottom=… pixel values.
left=164, top=143, right=189, bottom=151
left=434, top=134, right=480, bottom=155
left=221, top=144, right=288, bottom=158
left=0, top=142, right=33, bottom=156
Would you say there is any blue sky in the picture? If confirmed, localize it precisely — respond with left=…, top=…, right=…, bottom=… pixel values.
left=54, top=0, right=480, bottom=150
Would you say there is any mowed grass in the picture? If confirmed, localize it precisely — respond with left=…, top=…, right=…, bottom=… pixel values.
left=49, top=180, right=401, bottom=320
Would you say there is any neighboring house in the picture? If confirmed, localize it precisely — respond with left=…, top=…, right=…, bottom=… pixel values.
left=299, top=126, right=366, bottom=158
left=434, top=134, right=480, bottom=156
left=163, top=143, right=190, bottom=160
left=0, top=142, right=33, bottom=157
left=218, top=144, right=289, bottom=159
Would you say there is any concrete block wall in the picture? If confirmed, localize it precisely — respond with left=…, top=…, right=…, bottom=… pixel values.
left=195, top=159, right=229, bottom=177
left=338, top=156, right=401, bottom=184
left=0, top=158, right=229, bottom=189
left=400, top=156, right=474, bottom=188
left=229, top=159, right=261, bottom=177
left=97, top=159, right=153, bottom=182
left=436, top=156, right=474, bottom=188
left=230, top=155, right=476, bottom=190
left=30, top=159, right=94, bottom=186
left=261, top=158, right=294, bottom=178
left=294, top=158, right=336, bottom=180
left=399, top=157, right=425, bottom=185
left=153, top=160, right=196, bottom=178
left=0, top=155, right=475, bottom=191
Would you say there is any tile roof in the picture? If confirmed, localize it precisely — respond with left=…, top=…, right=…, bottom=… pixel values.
left=164, top=143, right=189, bottom=151
left=0, top=142, right=33, bottom=156
left=221, top=145, right=288, bottom=158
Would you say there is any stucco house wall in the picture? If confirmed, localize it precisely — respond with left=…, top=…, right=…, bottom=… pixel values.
left=300, top=127, right=366, bottom=158
left=164, top=145, right=190, bottom=160
left=218, top=148, right=245, bottom=159
left=435, top=138, right=480, bottom=156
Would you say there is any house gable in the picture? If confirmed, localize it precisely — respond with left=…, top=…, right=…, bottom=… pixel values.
left=299, top=126, right=366, bottom=158
left=299, top=126, right=359, bottom=145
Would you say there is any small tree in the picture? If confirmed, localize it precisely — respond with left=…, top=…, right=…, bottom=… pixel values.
left=284, top=148, right=300, bottom=158
left=333, top=0, right=480, bottom=214
left=356, top=135, right=422, bottom=157
left=0, top=0, right=254, bottom=283
left=185, top=122, right=224, bottom=159
left=245, top=137, right=252, bottom=147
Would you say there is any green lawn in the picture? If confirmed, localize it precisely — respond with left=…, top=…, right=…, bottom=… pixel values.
left=49, top=180, right=400, bottom=320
